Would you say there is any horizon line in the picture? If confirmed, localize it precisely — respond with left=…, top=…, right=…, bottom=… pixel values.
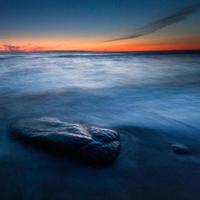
left=0, top=49, right=200, bottom=53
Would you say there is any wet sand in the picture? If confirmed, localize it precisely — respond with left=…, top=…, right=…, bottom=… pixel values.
left=1, top=119, right=200, bottom=200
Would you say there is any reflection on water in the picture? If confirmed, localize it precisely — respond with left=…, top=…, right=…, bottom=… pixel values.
left=0, top=52, right=200, bottom=131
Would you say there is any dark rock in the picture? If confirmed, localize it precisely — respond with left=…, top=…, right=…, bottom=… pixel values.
left=171, top=143, right=189, bottom=154
left=10, top=117, right=120, bottom=164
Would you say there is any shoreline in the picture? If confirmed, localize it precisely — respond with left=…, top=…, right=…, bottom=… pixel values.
left=1, top=121, right=200, bottom=199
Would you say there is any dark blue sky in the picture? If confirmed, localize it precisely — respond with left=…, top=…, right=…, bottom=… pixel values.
left=0, top=0, right=200, bottom=51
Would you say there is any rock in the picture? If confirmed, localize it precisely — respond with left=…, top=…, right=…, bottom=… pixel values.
left=171, top=143, right=189, bottom=154
left=10, top=117, right=120, bottom=164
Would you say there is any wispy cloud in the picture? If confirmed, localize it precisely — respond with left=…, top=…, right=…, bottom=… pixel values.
left=0, top=44, right=47, bottom=52
left=105, top=4, right=200, bottom=42
left=2, top=44, right=21, bottom=52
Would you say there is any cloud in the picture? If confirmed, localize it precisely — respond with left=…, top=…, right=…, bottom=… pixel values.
left=105, top=4, right=200, bottom=42
left=1, top=44, right=46, bottom=52
left=2, top=44, right=21, bottom=52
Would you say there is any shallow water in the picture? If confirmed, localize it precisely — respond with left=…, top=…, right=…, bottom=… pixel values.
left=1, top=52, right=200, bottom=200
left=0, top=52, right=200, bottom=130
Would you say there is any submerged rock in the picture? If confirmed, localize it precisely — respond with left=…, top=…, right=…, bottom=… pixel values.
left=10, top=117, right=120, bottom=164
left=171, top=143, right=189, bottom=154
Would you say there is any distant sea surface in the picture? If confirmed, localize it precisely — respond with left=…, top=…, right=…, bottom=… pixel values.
left=0, top=51, right=199, bottom=129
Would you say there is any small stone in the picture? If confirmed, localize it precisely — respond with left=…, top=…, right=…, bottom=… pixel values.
left=10, top=117, right=120, bottom=164
left=171, top=143, right=189, bottom=154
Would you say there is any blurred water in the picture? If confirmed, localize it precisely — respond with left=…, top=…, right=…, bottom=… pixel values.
left=0, top=52, right=200, bottom=130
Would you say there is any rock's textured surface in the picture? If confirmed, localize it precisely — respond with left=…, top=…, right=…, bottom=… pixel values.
left=10, top=117, right=120, bottom=164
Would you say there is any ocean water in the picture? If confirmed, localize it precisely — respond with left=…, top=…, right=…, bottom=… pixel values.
left=0, top=52, right=199, bottom=130
left=1, top=52, right=200, bottom=200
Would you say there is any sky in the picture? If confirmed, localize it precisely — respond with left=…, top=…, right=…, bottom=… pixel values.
left=0, top=0, right=200, bottom=52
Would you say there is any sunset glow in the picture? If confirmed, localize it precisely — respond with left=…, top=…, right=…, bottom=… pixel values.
left=1, top=35, right=200, bottom=52
left=0, top=0, right=200, bottom=52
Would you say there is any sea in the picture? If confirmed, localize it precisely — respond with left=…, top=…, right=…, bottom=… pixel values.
left=1, top=51, right=200, bottom=200
left=0, top=51, right=199, bottom=130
